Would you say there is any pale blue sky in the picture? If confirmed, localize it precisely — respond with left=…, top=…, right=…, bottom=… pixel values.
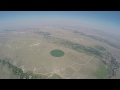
left=0, top=11, right=120, bottom=32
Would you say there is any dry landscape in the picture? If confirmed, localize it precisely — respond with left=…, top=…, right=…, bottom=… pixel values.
left=0, top=26, right=120, bottom=79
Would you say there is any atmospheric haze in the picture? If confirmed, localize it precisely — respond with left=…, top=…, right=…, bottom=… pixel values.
left=0, top=11, right=120, bottom=79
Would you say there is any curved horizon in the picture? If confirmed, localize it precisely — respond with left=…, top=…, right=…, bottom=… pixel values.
left=0, top=11, right=120, bottom=36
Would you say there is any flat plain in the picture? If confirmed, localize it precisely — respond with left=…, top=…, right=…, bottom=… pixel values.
left=0, top=26, right=120, bottom=79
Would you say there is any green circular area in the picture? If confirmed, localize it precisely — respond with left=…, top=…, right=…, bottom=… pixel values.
left=50, top=49, right=64, bottom=57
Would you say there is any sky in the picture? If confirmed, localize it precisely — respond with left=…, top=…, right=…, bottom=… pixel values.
left=0, top=11, right=120, bottom=35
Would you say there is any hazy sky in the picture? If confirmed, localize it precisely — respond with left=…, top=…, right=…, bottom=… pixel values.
left=0, top=11, right=120, bottom=33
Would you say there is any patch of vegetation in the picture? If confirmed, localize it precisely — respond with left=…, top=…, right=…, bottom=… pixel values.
left=31, top=74, right=48, bottom=79
left=110, top=56, right=119, bottom=68
left=73, top=30, right=85, bottom=35
left=93, top=65, right=108, bottom=79
left=50, top=50, right=64, bottom=57
left=72, top=30, right=120, bottom=50
left=57, top=39, right=102, bottom=57
left=52, top=37, right=119, bottom=78
left=85, top=46, right=102, bottom=57
left=59, top=40, right=86, bottom=52
left=106, top=42, right=120, bottom=49
left=95, top=45, right=106, bottom=51
left=46, top=34, right=119, bottom=78
left=35, top=31, right=51, bottom=37
left=88, top=35, right=107, bottom=42
left=96, top=58, right=119, bottom=79
left=48, top=74, right=62, bottom=79
left=88, top=35, right=120, bottom=49
left=0, top=59, right=24, bottom=78
left=0, top=59, right=62, bottom=79
left=103, top=51, right=112, bottom=57
left=106, top=52, right=111, bottom=55
left=109, top=56, right=120, bottom=76
left=101, top=60, right=107, bottom=65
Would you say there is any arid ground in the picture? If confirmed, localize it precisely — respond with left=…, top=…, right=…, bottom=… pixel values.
left=0, top=26, right=120, bottom=79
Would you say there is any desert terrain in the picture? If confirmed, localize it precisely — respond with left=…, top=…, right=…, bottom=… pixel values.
left=0, top=26, right=120, bottom=79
